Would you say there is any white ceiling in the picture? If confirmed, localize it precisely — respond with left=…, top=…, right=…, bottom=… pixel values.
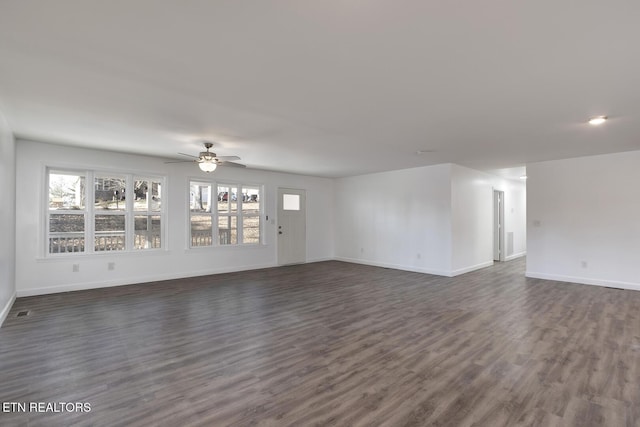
left=1, top=1, right=639, bottom=178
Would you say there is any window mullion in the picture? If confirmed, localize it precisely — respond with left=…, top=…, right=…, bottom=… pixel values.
left=213, top=180, right=219, bottom=246
left=237, top=185, right=243, bottom=245
left=44, top=170, right=50, bottom=257
left=87, top=170, right=95, bottom=254
left=259, top=185, right=264, bottom=245
left=126, top=175, right=134, bottom=251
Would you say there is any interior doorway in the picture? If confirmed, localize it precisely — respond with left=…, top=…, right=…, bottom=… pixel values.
left=277, top=188, right=306, bottom=265
left=493, top=189, right=504, bottom=262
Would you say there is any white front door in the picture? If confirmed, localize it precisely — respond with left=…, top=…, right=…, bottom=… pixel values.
left=277, top=188, right=306, bottom=265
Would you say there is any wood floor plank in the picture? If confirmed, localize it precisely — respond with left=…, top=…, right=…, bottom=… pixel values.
left=1, top=258, right=640, bottom=426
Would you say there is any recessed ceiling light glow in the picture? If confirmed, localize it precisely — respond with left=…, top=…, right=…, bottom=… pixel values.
left=588, top=116, right=607, bottom=126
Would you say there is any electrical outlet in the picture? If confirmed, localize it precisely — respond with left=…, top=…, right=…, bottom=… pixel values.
left=581, top=261, right=588, bottom=268
left=72, top=264, right=80, bottom=272
left=108, top=262, right=115, bottom=271
left=360, top=247, right=364, bottom=254
left=417, top=253, right=421, bottom=259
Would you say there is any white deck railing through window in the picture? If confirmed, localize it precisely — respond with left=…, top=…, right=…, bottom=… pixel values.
left=49, top=232, right=161, bottom=253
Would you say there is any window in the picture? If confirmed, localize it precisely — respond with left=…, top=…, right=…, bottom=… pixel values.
left=241, top=186, right=261, bottom=244
left=47, top=169, right=165, bottom=255
left=282, top=193, right=300, bottom=211
left=190, top=181, right=213, bottom=247
left=94, top=175, right=126, bottom=251
left=189, top=180, right=261, bottom=247
left=48, top=170, right=86, bottom=253
left=217, top=184, right=238, bottom=244
left=133, top=178, right=162, bottom=249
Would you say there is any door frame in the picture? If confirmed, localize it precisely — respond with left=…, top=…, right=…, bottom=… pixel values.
left=493, top=189, right=505, bottom=262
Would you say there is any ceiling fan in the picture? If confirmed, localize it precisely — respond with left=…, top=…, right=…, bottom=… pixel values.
left=166, top=142, right=245, bottom=172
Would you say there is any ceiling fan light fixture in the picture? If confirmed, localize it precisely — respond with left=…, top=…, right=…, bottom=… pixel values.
left=166, top=141, right=243, bottom=171
left=198, top=160, right=217, bottom=173
left=198, top=142, right=218, bottom=172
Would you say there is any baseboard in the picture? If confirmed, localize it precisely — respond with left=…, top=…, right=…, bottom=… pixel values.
left=16, top=262, right=278, bottom=297
left=505, top=251, right=526, bottom=261
left=525, top=271, right=640, bottom=292
left=307, top=257, right=334, bottom=263
left=334, top=257, right=452, bottom=277
left=0, top=292, right=17, bottom=327
left=450, top=261, right=494, bottom=276
left=336, top=257, right=498, bottom=278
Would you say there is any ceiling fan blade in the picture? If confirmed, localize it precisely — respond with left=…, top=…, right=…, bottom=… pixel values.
left=215, top=155, right=241, bottom=161
left=218, top=161, right=246, bottom=168
left=178, top=152, right=200, bottom=159
left=164, top=160, right=196, bottom=164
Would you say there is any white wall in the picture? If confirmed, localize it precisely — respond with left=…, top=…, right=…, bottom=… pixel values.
left=0, top=110, right=16, bottom=326
left=450, top=165, right=494, bottom=274
left=451, top=164, right=527, bottom=274
left=15, top=139, right=334, bottom=296
left=527, top=150, right=640, bottom=290
left=13, top=138, right=529, bottom=297
left=334, top=163, right=527, bottom=277
left=500, top=177, right=527, bottom=260
left=334, top=164, right=453, bottom=275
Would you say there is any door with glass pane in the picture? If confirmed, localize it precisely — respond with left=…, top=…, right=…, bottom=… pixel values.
left=277, top=188, right=306, bottom=265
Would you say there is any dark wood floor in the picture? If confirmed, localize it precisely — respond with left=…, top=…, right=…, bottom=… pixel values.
left=1, top=258, right=639, bottom=426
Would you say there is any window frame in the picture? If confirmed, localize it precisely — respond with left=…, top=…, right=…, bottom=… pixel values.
left=45, top=167, right=166, bottom=257
left=93, top=173, right=127, bottom=252
left=238, top=184, right=262, bottom=245
left=188, top=178, right=263, bottom=248
left=46, top=169, right=88, bottom=255
left=189, top=180, right=215, bottom=248
left=132, top=177, right=164, bottom=251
